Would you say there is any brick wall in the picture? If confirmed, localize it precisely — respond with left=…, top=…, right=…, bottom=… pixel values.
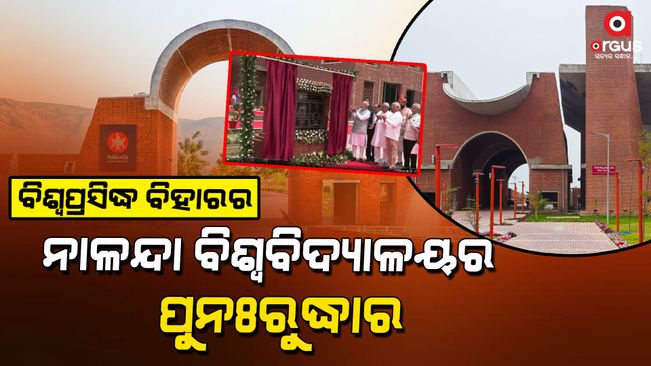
left=287, top=170, right=412, bottom=226
left=160, top=29, right=281, bottom=112
left=584, top=6, right=644, bottom=214
left=77, top=96, right=176, bottom=175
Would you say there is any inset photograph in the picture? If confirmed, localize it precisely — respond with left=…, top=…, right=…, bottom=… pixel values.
left=223, top=52, right=426, bottom=176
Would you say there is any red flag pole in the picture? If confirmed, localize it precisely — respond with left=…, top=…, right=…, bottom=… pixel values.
left=473, top=172, right=484, bottom=233
left=435, top=145, right=441, bottom=208
left=521, top=181, right=526, bottom=215
left=497, top=179, right=505, bottom=225
left=615, top=171, right=620, bottom=233
left=489, top=166, right=505, bottom=238
left=513, top=182, right=517, bottom=219
left=638, top=160, right=643, bottom=244
left=626, top=158, right=644, bottom=244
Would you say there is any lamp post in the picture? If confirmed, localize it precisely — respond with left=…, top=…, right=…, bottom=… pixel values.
left=513, top=181, right=518, bottom=219
left=497, top=179, right=505, bottom=225
left=435, top=144, right=458, bottom=208
left=490, top=166, right=506, bottom=238
left=519, top=181, right=525, bottom=215
left=626, top=158, right=643, bottom=244
left=592, top=131, right=611, bottom=226
left=473, top=171, right=484, bottom=233
left=615, top=171, right=620, bottom=233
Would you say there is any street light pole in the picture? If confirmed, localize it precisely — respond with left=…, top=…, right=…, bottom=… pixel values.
left=473, top=172, right=484, bottom=233
left=489, top=165, right=506, bottom=238
left=627, top=158, right=644, bottom=244
left=497, top=179, right=505, bottom=225
left=513, top=181, right=517, bottom=219
left=592, top=131, right=611, bottom=226
left=637, top=160, right=643, bottom=244
left=519, top=181, right=525, bottom=215
left=615, top=171, right=620, bottom=233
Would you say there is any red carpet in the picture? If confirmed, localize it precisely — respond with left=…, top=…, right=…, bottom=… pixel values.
left=331, top=160, right=395, bottom=172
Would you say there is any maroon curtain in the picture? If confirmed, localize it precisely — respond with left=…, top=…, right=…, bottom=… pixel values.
left=327, top=73, right=353, bottom=155
left=262, top=60, right=297, bottom=160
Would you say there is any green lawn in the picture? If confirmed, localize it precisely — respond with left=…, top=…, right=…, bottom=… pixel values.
left=526, top=213, right=599, bottom=223
left=526, top=213, right=651, bottom=244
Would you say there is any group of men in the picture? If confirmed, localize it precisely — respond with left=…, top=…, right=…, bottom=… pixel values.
left=349, top=97, right=421, bottom=172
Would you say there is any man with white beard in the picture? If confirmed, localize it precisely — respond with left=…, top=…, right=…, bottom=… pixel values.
left=349, top=101, right=371, bottom=161
left=384, top=102, right=403, bottom=169
left=402, top=103, right=420, bottom=173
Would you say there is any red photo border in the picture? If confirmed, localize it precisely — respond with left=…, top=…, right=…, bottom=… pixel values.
left=222, top=50, right=428, bottom=178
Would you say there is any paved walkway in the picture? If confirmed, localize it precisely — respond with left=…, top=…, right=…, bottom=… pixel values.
left=505, top=222, right=618, bottom=254
left=451, top=210, right=526, bottom=233
left=451, top=210, right=618, bottom=254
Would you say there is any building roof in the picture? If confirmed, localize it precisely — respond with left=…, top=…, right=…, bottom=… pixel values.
left=559, top=63, right=651, bottom=132
left=440, top=71, right=540, bottom=116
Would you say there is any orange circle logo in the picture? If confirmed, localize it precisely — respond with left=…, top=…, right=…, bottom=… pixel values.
left=107, top=131, right=129, bottom=154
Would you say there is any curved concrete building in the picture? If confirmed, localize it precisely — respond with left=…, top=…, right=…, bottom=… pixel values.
left=414, top=71, right=571, bottom=211
left=442, top=71, right=539, bottom=116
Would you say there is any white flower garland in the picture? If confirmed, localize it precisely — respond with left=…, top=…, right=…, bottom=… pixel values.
left=297, top=78, right=332, bottom=95
left=295, top=129, right=328, bottom=144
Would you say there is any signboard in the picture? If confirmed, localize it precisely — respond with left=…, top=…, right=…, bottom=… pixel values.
left=591, top=165, right=616, bottom=175
left=100, top=124, right=136, bottom=171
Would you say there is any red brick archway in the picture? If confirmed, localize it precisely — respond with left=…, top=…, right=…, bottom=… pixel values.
left=77, top=20, right=293, bottom=175
left=451, top=132, right=528, bottom=209
left=414, top=71, right=572, bottom=212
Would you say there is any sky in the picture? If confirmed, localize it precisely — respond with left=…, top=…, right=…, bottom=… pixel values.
left=3, top=0, right=649, bottom=189
left=0, top=0, right=426, bottom=119
left=396, top=0, right=651, bottom=189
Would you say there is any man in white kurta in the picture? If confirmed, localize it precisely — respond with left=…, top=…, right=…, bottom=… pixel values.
left=371, top=102, right=390, bottom=165
left=349, top=101, right=371, bottom=161
left=396, top=98, right=412, bottom=166
left=384, top=102, right=403, bottom=169
left=403, top=103, right=420, bottom=172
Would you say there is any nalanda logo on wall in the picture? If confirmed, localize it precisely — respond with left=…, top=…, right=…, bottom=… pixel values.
left=591, top=10, right=642, bottom=59
left=100, top=124, right=137, bottom=171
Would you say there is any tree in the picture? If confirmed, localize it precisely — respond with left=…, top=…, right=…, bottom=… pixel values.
left=528, top=190, right=549, bottom=218
left=464, top=210, right=479, bottom=230
left=238, top=55, right=257, bottom=161
left=638, top=131, right=651, bottom=164
left=637, top=132, right=651, bottom=217
left=178, top=131, right=209, bottom=176
left=444, top=186, right=459, bottom=216
left=210, top=153, right=254, bottom=176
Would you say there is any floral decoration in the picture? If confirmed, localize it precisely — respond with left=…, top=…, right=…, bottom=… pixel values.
left=297, top=78, right=332, bottom=95
left=295, top=129, right=328, bottom=144
left=290, top=151, right=349, bottom=167
left=595, top=220, right=629, bottom=247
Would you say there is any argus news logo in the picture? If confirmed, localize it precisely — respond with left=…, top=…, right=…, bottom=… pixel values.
left=591, top=10, right=642, bottom=55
